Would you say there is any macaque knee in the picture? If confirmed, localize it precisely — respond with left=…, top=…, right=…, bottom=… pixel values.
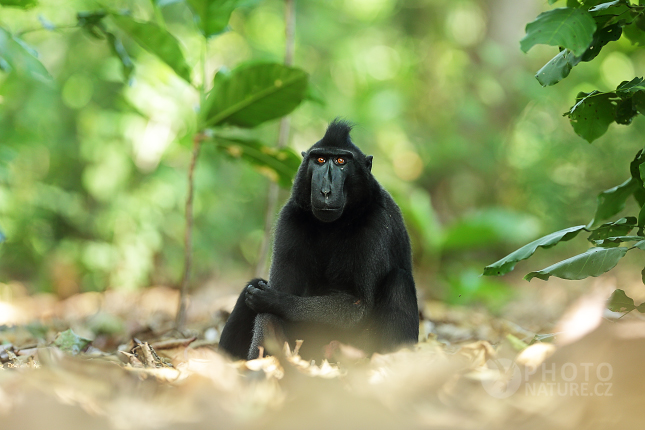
left=248, top=313, right=287, bottom=360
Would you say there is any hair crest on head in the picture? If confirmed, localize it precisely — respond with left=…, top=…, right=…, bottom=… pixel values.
left=314, top=118, right=360, bottom=152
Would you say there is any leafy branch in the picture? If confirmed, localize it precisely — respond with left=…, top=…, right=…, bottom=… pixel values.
left=0, top=0, right=311, bottom=331
left=520, top=1, right=645, bottom=142
left=484, top=0, right=645, bottom=310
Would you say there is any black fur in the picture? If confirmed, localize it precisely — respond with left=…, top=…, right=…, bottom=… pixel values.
left=218, top=119, right=419, bottom=360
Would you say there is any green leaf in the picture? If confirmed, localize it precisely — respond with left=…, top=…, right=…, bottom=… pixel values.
left=111, top=15, right=191, bottom=82
left=607, top=288, right=635, bottom=312
left=615, top=97, right=638, bottom=125
left=624, top=16, right=645, bottom=46
left=305, top=83, right=326, bottom=106
left=588, top=179, right=639, bottom=228
left=617, top=77, right=645, bottom=94
left=634, top=90, right=645, bottom=115
left=506, top=333, right=529, bottom=351
left=205, top=63, right=308, bottom=128
left=212, top=137, right=301, bottom=188
left=566, top=91, right=616, bottom=142
left=588, top=0, right=632, bottom=25
left=405, top=188, right=443, bottom=252
left=520, top=8, right=596, bottom=56
left=587, top=217, right=637, bottom=241
left=53, top=329, right=92, bottom=355
left=525, top=246, right=628, bottom=281
left=443, top=208, right=540, bottom=250
left=628, top=143, right=645, bottom=187
left=0, top=27, right=50, bottom=81
left=0, top=0, right=37, bottom=8
left=589, top=0, right=624, bottom=11
left=104, top=32, right=134, bottom=80
left=567, top=0, right=621, bottom=7
left=38, top=15, right=56, bottom=31
left=186, top=0, right=243, bottom=38
left=638, top=204, right=645, bottom=234
left=535, top=24, right=622, bottom=86
left=77, top=11, right=108, bottom=39
left=631, top=239, right=645, bottom=250
left=77, top=12, right=134, bottom=79
left=483, top=225, right=586, bottom=276
left=591, top=235, right=645, bottom=246
left=579, top=23, right=622, bottom=62
left=530, top=333, right=557, bottom=343
left=536, top=49, right=581, bottom=87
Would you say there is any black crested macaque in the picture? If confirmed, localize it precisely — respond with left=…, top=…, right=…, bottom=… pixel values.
left=219, top=119, right=419, bottom=360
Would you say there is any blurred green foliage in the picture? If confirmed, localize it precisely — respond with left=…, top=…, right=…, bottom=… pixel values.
left=485, top=1, right=645, bottom=306
left=2, top=0, right=645, bottom=311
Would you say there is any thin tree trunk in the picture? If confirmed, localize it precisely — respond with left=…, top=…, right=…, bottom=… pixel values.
left=255, top=0, right=297, bottom=278
left=175, top=136, right=202, bottom=331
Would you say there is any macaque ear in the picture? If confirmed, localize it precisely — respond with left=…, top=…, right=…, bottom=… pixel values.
left=366, top=155, right=373, bottom=172
left=301, top=151, right=307, bottom=157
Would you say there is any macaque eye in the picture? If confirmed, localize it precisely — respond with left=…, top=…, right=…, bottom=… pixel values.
left=336, top=157, right=346, bottom=165
left=316, top=157, right=326, bottom=164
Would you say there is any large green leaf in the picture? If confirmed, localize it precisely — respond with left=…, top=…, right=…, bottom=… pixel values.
left=186, top=0, right=243, bottom=38
left=213, top=137, right=301, bottom=188
left=204, top=63, right=308, bottom=128
left=587, top=178, right=639, bottom=228
left=483, top=225, right=586, bottom=276
left=111, top=15, right=191, bottom=82
left=0, top=27, right=50, bottom=81
left=528, top=4, right=624, bottom=87
left=520, top=8, right=596, bottom=56
left=524, top=246, right=628, bottom=281
left=563, top=82, right=645, bottom=141
left=566, top=91, right=616, bottom=142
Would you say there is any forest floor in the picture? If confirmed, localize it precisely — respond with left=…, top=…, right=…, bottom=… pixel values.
left=0, top=275, right=643, bottom=430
